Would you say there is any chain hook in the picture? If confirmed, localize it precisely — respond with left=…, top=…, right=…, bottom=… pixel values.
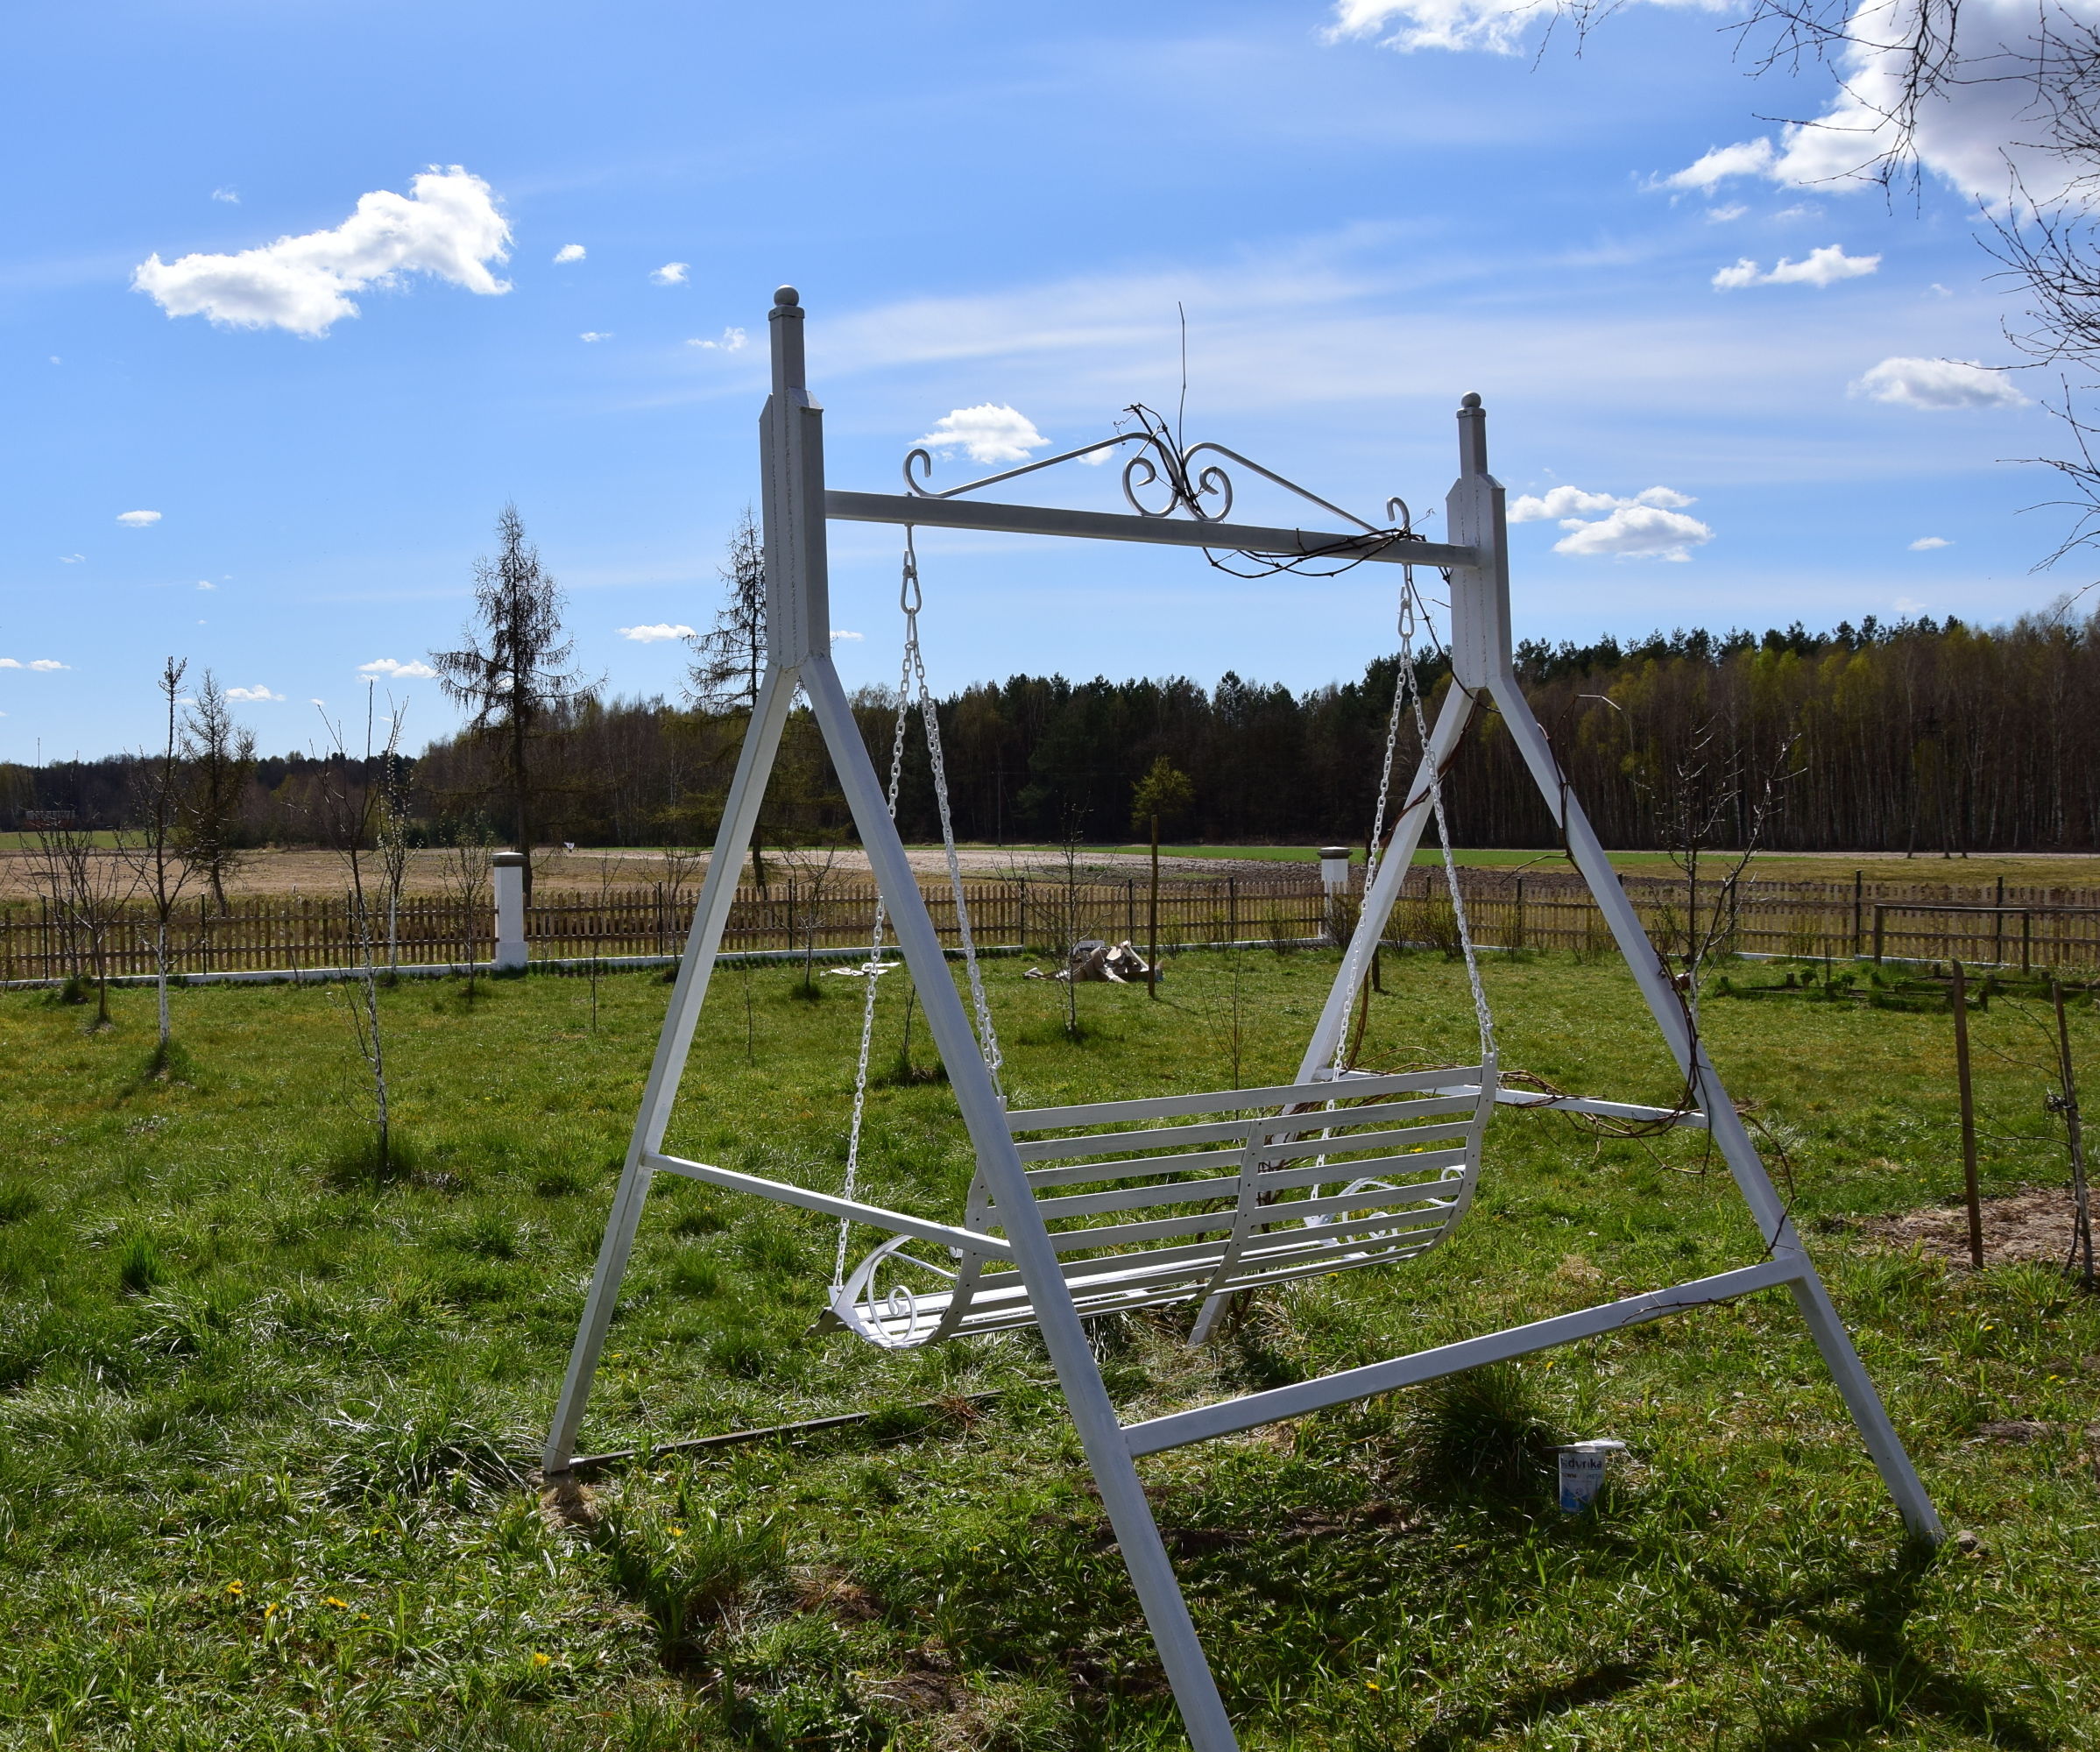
left=900, top=528, right=923, bottom=618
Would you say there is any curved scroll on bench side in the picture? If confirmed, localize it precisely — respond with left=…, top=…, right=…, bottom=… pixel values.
left=823, top=1064, right=1497, bottom=1350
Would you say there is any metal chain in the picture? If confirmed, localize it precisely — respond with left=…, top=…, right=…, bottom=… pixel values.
left=1333, top=572, right=1495, bottom=1072
left=1398, top=579, right=1496, bottom=1060
left=1330, top=571, right=1416, bottom=1072
left=907, top=614, right=1005, bottom=1098
left=834, top=532, right=1007, bottom=1287
left=834, top=562, right=918, bottom=1289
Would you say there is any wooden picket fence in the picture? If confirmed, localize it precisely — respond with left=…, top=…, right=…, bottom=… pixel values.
left=4, top=868, right=2098, bottom=984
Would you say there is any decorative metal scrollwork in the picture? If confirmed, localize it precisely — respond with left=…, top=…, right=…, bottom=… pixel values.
left=902, top=402, right=1418, bottom=554
left=832, top=1233, right=958, bottom=1350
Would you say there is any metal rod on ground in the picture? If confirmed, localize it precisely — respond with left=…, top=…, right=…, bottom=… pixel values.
left=552, top=1390, right=1005, bottom=1479
left=1952, top=959, right=1983, bottom=1270
left=2050, top=977, right=2094, bottom=1288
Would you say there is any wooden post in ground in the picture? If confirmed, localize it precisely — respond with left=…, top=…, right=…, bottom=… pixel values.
left=2050, top=978, right=2094, bottom=1288
left=1147, top=813, right=1160, bottom=1000
left=1952, top=960, right=1983, bottom=1270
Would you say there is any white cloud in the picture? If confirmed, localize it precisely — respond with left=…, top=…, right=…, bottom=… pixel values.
left=1909, top=535, right=1952, bottom=550
left=196, top=579, right=216, bottom=590
left=1334, top=1, right=2100, bottom=208
left=1850, top=356, right=2031, bottom=409
left=1892, top=595, right=1931, bottom=613
left=0, top=658, right=70, bottom=671
left=1705, top=204, right=1747, bottom=223
left=310, top=697, right=326, bottom=706
left=580, top=330, right=612, bottom=343
left=358, top=657, right=437, bottom=678
left=650, top=262, right=689, bottom=286
left=60, top=553, right=84, bottom=563
left=915, top=403, right=1047, bottom=464
left=224, top=684, right=284, bottom=702
left=1662, top=138, right=1778, bottom=193
left=618, top=623, right=696, bottom=643
left=117, top=509, right=161, bottom=526
left=1713, top=244, right=1881, bottom=289
left=1552, top=504, right=1715, bottom=561
left=553, top=243, right=586, bottom=264
left=831, top=629, right=864, bottom=642
left=132, top=166, right=511, bottom=337
left=1651, top=0, right=2100, bottom=206
left=688, top=327, right=747, bottom=351
left=211, top=187, right=239, bottom=204
left=1509, top=483, right=1693, bottom=522
left=1327, top=0, right=1734, bottom=55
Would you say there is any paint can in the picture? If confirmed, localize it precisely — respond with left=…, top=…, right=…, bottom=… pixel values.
left=1555, top=1439, right=1626, bottom=1512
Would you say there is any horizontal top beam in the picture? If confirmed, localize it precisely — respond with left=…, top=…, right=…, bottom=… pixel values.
left=828, top=490, right=1474, bottom=569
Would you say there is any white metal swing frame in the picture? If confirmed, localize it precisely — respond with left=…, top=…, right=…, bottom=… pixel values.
left=545, top=286, right=1941, bottom=1752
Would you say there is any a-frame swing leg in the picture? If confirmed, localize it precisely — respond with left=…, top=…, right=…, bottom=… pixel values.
left=798, top=653, right=1242, bottom=1752
left=543, top=662, right=801, bottom=1475
left=1487, top=678, right=1941, bottom=1540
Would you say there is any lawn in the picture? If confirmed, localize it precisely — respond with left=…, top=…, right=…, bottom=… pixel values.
left=1, top=943, right=2096, bottom=1749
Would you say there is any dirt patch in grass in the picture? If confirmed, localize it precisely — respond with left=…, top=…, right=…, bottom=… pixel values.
left=1854, top=1184, right=2090, bottom=1268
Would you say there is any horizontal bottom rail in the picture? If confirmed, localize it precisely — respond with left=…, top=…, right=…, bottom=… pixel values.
left=1121, top=1256, right=1803, bottom=1456
left=644, top=1152, right=1016, bottom=1261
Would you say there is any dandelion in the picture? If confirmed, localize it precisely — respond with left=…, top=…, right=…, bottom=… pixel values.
left=326, top=1597, right=349, bottom=1609
left=668, top=1526, right=685, bottom=1538
left=223, top=1581, right=244, bottom=1597
left=1367, top=1680, right=1382, bottom=1692
left=532, top=1652, right=553, bottom=1667
left=265, top=1603, right=280, bottom=1619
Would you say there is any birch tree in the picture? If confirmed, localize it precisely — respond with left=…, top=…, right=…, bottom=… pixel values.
left=123, top=657, right=194, bottom=1061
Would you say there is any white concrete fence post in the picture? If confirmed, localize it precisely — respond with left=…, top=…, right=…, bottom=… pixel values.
left=1319, top=844, right=1352, bottom=943
left=492, top=851, right=529, bottom=972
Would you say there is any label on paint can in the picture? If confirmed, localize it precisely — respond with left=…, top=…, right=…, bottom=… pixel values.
left=1556, top=1440, right=1626, bottom=1512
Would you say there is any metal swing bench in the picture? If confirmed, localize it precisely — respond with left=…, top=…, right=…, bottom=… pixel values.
left=546, top=286, right=1943, bottom=1752
left=825, top=1063, right=1498, bottom=1350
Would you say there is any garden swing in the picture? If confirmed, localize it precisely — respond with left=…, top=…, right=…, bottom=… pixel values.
left=545, top=286, right=1941, bottom=1752
left=816, top=529, right=1502, bottom=1353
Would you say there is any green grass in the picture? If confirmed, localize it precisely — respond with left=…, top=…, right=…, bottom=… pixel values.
left=2, top=946, right=2096, bottom=1749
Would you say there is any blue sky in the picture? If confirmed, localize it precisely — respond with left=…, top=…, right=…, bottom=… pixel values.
left=2, top=0, right=2066, bottom=762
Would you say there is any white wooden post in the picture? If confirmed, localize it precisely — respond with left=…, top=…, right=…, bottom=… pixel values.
left=492, top=851, right=527, bottom=971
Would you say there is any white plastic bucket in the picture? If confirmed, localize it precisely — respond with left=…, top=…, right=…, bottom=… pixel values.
left=1556, top=1440, right=1625, bottom=1512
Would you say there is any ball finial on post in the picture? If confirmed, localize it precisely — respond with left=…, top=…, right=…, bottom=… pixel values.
left=1456, top=392, right=1488, bottom=477
left=774, top=285, right=801, bottom=309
